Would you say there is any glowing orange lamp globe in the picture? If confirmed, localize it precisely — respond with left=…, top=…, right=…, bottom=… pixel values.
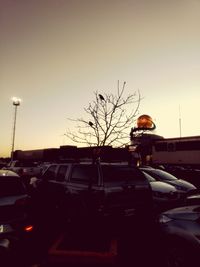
left=137, top=114, right=153, bottom=129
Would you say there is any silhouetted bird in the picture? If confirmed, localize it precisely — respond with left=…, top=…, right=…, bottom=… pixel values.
left=99, top=94, right=105, bottom=101
left=89, top=121, right=94, bottom=127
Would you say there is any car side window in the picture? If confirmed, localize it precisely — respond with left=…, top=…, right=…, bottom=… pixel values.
left=70, top=164, right=98, bottom=184
left=42, top=165, right=57, bottom=181
left=102, top=166, right=147, bottom=183
left=56, top=165, right=68, bottom=182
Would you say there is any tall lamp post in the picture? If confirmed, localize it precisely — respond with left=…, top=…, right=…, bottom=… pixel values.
left=11, top=97, right=21, bottom=161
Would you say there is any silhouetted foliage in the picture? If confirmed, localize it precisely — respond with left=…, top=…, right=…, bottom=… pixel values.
left=65, top=81, right=142, bottom=147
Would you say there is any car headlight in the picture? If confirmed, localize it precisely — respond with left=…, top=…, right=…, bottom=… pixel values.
left=175, top=185, right=185, bottom=191
left=159, top=214, right=173, bottom=224
left=153, top=191, right=164, bottom=198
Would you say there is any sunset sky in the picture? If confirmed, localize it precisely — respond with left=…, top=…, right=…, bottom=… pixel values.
left=1, top=0, right=200, bottom=158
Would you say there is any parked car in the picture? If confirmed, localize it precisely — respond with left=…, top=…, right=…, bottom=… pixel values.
left=0, top=162, right=7, bottom=169
left=185, top=193, right=200, bottom=206
left=140, top=166, right=198, bottom=196
left=3, top=160, right=42, bottom=186
left=164, top=165, right=200, bottom=190
left=3, top=160, right=41, bottom=176
left=158, top=205, right=200, bottom=267
left=0, top=170, right=34, bottom=265
left=29, top=161, right=154, bottom=226
left=142, top=171, right=183, bottom=212
left=0, top=170, right=34, bottom=242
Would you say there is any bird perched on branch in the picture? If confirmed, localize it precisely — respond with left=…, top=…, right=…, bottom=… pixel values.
left=98, top=94, right=105, bottom=101
left=89, top=121, right=94, bottom=127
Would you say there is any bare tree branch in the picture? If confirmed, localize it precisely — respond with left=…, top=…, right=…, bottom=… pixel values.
left=65, top=81, right=142, bottom=147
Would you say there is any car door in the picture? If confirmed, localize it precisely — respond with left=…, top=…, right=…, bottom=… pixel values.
left=37, top=164, right=58, bottom=209
left=101, top=165, right=153, bottom=217
left=67, top=163, right=100, bottom=218
left=37, top=164, right=70, bottom=217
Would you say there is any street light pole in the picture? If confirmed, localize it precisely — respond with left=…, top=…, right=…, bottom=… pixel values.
left=11, top=97, right=21, bottom=161
left=179, top=104, right=182, bottom=138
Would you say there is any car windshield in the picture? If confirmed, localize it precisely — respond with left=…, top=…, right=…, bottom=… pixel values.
left=142, top=172, right=156, bottom=182
left=145, top=169, right=178, bottom=181
left=102, top=165, right=146, bottom=183
left=0, top=177, right=26, bottom=197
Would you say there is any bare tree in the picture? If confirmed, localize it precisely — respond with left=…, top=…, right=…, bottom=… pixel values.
left=65, top=81, right=142, bottom=147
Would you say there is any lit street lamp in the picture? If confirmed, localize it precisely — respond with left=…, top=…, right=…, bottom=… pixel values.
left=11, top=97, right=21, bottom=161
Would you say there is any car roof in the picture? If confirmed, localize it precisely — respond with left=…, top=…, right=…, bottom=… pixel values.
left=46, top=161, right=136, bottom=166
left=0, top=169, right=20, bottom=177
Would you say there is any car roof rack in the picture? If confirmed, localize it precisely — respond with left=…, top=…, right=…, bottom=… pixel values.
left=12, top=146, right=132, bottom=164
left=59, top=146, right=131, bottom=163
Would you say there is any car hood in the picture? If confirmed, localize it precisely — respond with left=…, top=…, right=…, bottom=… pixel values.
left=166, top=179, right=196, bottom=191
left=150, top=181, right=177, bottom=193
left=0, top=195, right=29, bottom=206
left=162, top=205, right=200, bottom=221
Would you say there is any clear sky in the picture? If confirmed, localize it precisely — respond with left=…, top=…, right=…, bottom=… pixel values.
left=1, top=0, right=200, bottom=158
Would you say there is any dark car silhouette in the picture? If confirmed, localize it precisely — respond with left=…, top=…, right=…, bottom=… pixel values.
left=140, top=166, right=198, bottom=196
left=142, top=171, right=182, bottom=212
left=0, top=170, right=33, bottom=249
left=158, top=205, right=200, bottom=267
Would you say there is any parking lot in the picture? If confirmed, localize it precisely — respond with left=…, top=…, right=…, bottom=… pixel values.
left=25, top=216, right=160, bottom=267
left=1, top=147, right=200, bottom=267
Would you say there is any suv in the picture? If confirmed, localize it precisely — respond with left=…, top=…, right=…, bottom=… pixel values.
left=30, top=160, right=153, bottom=224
